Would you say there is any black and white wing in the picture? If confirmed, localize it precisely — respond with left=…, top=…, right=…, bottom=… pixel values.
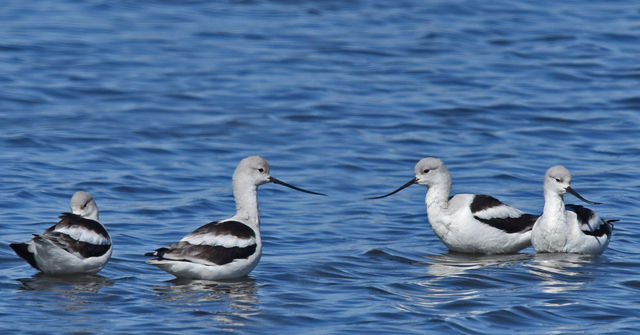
left=470, top=195, right=539, bottom=234
left=145, top=220, right=257, bottom=266
left=41, top=213, right=112, bottom=258
left=566, top=204, right=614, bottom=237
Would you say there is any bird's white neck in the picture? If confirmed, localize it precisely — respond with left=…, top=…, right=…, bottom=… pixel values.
left=423, top=179, right=453, bottom=245
left=541, top=189, right=568, bottom=231
left=425, top=180, right=451, bottom=210
left=233, top=179, right=260, bottom=227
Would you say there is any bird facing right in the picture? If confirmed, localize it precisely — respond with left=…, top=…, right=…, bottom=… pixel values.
left=531, top=165, right=614, bottom=255
left=144, top=155, right=326, bottom=280
left=10, top=191, right=112, bottom=275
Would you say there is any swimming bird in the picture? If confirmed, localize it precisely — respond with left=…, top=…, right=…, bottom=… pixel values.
left=531, top=165, right=614, bottom=255
left=10, top=191, right=112, bottom=275
left=370, top=157, right=538, bottom=254
left=145, top=155, right=326, bottom=280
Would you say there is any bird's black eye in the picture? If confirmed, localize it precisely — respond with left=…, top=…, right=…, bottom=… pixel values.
left=423, top=169, right=430, bottom=173
left=554, top=177, right=561, bottom=182
left=258, top=168, right=264, bottom=173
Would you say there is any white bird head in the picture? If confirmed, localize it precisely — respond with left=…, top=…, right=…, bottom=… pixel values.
left=544, top=165, right=600, bottom=205
left=234, top=155, right=272, bottom=187
left=70, top=190, right=99, bottom=221
left=369, top=157, right=451, bottom=199
left=414, top=157, right=450, bottom=187
left=233, top=155, right=326, bottom=195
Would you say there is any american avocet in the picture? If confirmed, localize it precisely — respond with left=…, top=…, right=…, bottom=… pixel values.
left=370, top=157, right=538, bottom=254
left=531, top=166, right=614, bottom=255
left=10, top=191, right=112, bottom=275
left=145, top=155, right=326, bottom=280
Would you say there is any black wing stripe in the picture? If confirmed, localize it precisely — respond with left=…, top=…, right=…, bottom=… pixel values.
left=565, top=205, right=595, bottom=224
left=151, top=243, right=257, bottom=266
left=46, top=232, right=111, bottom=258
left=470, top=195, right=506, bottom=214
left=474, top=214, right=539, bottom=234
left=190, top=220, right=255, bottom=239
left=49, top=213, right=110, bottom=240
left=582, top=223, right=613, bottom=237
left=566, top=204, right=614, bottom=237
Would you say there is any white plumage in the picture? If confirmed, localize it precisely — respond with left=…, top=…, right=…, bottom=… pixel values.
left=145, top=155, right=325, bottom=280
left=371, top=157, right=538, bottom=254
left=181, top=230, right=257, bottom=248
left=10, top=191, right=112, bottom=275
left=531, top=165, right=614, bottom=255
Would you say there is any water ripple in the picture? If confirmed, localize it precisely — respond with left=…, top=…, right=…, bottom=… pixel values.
left=2, top=0, right=640, bottom=333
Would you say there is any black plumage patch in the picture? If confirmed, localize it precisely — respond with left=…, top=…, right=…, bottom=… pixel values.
left=565, top=204, right=614, bottom=237
left=582, top=223, right=613, bottom=237
left=474, top=214, right=539, bottom=234
left=565, top=205, right=595, bottom=225
left=50, top=213, right=110, bottom=240
left=42, top=233, right=111, bottom=258
left=149, top=243, right=257, bottom=266
left=470, top=195, right=505, bottom=213
left=190, top=220, right=255, bottom=239
left=10, top=243, right=40, bottom=270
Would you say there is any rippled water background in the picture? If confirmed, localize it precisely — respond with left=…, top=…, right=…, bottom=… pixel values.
left=2, top=0, right=640, bottom=333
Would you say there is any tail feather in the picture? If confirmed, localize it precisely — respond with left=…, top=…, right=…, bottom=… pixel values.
left=10, top=242, right=40, bottom=271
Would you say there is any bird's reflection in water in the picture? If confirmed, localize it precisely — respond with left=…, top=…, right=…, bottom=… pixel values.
left=17, top=273, right=115, bottom=312
left=152, top=277, right=260, bottom=328
left=526, top=253, right=600, bottom=294
left=407, top=252, right=533, bottom=310
left=18, top=273, right=114, bottom=293
left=421, top=252, right=532, bottom=278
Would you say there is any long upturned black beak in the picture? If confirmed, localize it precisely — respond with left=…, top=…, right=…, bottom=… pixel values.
left=269, top=177, right=327, bottom=196
left=368, top=177, right=418, bottom=199
left=566, top=186, right=601, bottom=205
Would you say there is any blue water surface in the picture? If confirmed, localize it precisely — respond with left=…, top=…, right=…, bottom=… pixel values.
left=1, top=0, right=640, bottom=334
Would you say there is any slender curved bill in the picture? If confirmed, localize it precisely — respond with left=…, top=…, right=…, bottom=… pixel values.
left=566, top=186, right=601, bottom=205
left=269, top=177, right=327, bottom=196
left=368, top=177, right=417, bottom=199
